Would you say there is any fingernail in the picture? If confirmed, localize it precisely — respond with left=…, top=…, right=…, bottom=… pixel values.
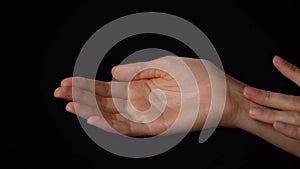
left=275, top=121, right=285, bottom=129
left=275, top=56, right=286, bottom=65
left=250, top=108, right=262, bottom=116
left=245, top=87, right=258, bottom=96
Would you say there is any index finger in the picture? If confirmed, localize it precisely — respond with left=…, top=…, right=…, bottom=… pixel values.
left=61, top=77, right=128, bottom=99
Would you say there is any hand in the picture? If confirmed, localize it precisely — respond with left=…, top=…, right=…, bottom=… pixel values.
left=54, top=55, right=300, bottom=157
left=54, top=56, right=241, bottom=136
left=244, top=55, right=300, bottom=140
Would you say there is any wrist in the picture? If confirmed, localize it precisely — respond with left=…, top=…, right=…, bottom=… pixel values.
left=219, top=75, right=249, bottom=128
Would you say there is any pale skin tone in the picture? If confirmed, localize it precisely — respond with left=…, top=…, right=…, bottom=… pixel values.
left=54, top=55, right=300, bottom=157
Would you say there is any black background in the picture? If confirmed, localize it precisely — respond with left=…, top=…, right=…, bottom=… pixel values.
left=10, top=0, right=300, bottom=168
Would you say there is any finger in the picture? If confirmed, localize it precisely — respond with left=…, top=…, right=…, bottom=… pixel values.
left=54, top=86, right=96, bottom=103
left=65, top=102, right=76, bottom=115
left=54, top=86, right=73, bottom=101
left=273, top=55, right=300, bottom=86
left=55, top=86, right=127, bottom=113
left=65, top=102, right=98, bottom=119
left=99, top=97, right=162, bottom=124
left=112, top=67, right=168, bottom=81
left=61, top=77, right=128, bottom=99
left=87, top=115, right=158, bottom=136
left=55, top=86, right=160, bottom=120
left=87, top=116, right=118, bottom=134
left=249, top=107, right=300, bottom=126
left=244, top=87, right=300, bottom=111
left=273, top=121, right=300, bottom=140
left=66, top=102, right=126, bottom=120
left=98, top=97, right=127, bottom=114
left=111, top=60, right=169, bottom=81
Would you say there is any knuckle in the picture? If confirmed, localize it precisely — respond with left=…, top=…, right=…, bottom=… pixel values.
left=267, top=110, right=277, bottom=122
left=289, top=128, right=300, bottom=140
left=292, top=112, right=300, bottom=124
left=262, top=91, right=272, bottom=103
left=290, top=96, right=300, bottom=109
left=286, top=65, right=300, bottom=80
left=289, top=64, right=298, bottom=74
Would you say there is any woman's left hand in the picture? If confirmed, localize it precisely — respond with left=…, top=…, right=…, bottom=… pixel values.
left=244, top=55, right=300, bottom=140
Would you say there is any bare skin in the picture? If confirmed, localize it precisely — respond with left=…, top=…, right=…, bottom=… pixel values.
left=244, top=55, right=300, bottom=141
left=54, top=55, right=300, bottom=157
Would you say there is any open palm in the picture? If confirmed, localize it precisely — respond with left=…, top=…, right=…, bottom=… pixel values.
left=54, top=56, right=229, bottom=136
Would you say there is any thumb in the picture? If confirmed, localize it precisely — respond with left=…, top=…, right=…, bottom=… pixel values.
left=111, top=61, right=168, bottom=81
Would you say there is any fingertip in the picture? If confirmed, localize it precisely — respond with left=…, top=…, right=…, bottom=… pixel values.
left=61, top=77, right=72, bottom=87
left=54, top=88, right=61, bottom=97
left=273, top=55, right=287, bottom=66
left=66, top=102, right=75, bottom=114
left=272, top=55, right=277, bottom=66
left=111, top=66, right=117, bottom=76
left=274, top=55, right=280, bottom=59
left=87, top=116, right=99, bottom=125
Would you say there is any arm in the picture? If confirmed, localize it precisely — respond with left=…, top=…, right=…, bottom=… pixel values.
left=54, top=56, right=300, bottom=157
